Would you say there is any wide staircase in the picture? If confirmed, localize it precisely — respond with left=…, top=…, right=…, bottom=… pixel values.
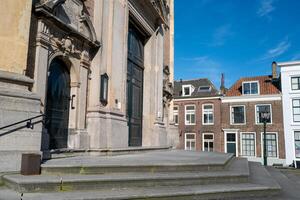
left=0, top=150, right=280, bottom=200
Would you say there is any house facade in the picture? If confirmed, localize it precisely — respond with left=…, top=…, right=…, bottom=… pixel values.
left=173, top=79, right=223, bottom=152
left=278, top=61, right=300, bottom=167
left=0, top=0, right=177, bottom=171
left=222, top=71, right=286, bottom=165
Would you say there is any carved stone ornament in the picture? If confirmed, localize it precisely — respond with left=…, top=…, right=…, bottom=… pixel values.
left=163, top=65, right=173, bottom=107
left=35, top=0, right=100, bottom=48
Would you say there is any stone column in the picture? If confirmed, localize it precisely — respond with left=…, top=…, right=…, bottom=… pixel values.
left=0, top=0, right=42, bottom=172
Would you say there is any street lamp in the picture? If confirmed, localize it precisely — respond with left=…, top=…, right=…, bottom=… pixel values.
left=261, top=112, right=271, bottom=166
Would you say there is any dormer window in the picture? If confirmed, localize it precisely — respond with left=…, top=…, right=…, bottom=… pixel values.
left=198, top=86, right=211, bottom=92
left=242, top=81, right=259, bottom=95
left=182, top=85, right=194, bottom=96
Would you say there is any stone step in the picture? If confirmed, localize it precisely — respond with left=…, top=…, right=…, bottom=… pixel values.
left=3, top=158, right=249, bottom=193
left=3, top=159, right=249, bottom=193
left=41, top=150, right=234, bottom=175
left=12, top=183, right=280, bottom=200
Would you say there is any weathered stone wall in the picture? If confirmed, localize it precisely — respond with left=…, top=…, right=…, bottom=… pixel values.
left=0, top=0, right=32, bottom=74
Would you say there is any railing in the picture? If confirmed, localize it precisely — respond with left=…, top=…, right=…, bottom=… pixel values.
left=0, top=114, right=45, bottom=137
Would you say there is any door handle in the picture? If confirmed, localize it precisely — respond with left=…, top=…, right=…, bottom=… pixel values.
left=71, top=95, right=76, bottom=109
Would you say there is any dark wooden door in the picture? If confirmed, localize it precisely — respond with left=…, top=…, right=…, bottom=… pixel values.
left=127, top=25, right=144, bottom=146
left=226, top=133, right=236, bottom=156
left=45, top=58, right=70, bottom=149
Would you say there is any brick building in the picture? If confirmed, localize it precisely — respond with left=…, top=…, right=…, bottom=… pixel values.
left=222, top=72, right=286, bottom=165
left=173, top=79, right=222, bottom=152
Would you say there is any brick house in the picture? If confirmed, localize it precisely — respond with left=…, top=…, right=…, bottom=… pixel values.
left=221, top=72, right=285, bottom=165
left=173, top=79, right=223, bottom=152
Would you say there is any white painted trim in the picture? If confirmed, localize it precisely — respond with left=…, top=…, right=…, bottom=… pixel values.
left=255, top=104, right=273, bottom=125
left=174, top=96, right=220, bottom=102
left=222, top=94, right=281, bottom=103
left=202, top=133, right=214, bottom=152
left=185, top=133, right=196, bottom=151
left=202, top=103, right=214, bottom=125
left=277, top=60, right=300, bottom=67
left=290, top=75, right=300, bottom=92
left=240, top=132, right=257, bottom=158
left=242, top=81, right=260, bottom=95
left=182, top=84, right=194, bottom=97
left=230, top=105, right=246, bottom=125
left=260, top=132, right=279, bottom=159
left=184, top=104, right=196, bottom=125
left=224, top=130, right=239, bottom=157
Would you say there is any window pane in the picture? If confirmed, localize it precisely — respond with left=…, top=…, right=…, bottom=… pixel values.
left=241, top=133, right=255, bottom=156
left=209, top=142, right=214, bottom=152
left=191, top=114, right=195, bottom=123
left=204, top=105, right=213, bottom=109
left=227, top=134, right=236, bottom=142
left=243, top=83, right=250, bottom=94
left=184, top=87, right=190, bottom=95
left=204, top=134, right=213, bottom=140
left=257, top=105, right=271, bottom=123
left=186, top=134, right=195, bottom=139
left=173, top=106, right=178, bottom=111
left=295, top=132, right=300, bottom=140
left=292, top=77, right=298, bottom=84
left=186, top=106, right=195, bottom=110
left=251, top=82, right=258, bottom=94
left=233, top=106, right=245, bottom=124
left=293, top=99, right=300, bottom=107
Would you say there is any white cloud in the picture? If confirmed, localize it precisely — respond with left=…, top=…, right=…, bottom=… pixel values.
left=211, top=24, right=234, bottom=47
left=257, top=0, right=276, bottom=19
left=259, top=37, right=291, bottom=61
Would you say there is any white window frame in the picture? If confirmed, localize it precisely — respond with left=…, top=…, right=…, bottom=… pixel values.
left=224, top=130, right=239, bottom=157
left=230, top=105, right=246, bottom=125
left=202, top=133, right=214, bottom=152
left=260, top=132, right=279, bottom=159
left=240, top=132, right=256, bottom=157
left=185, top=105, right=196, bottom=125
left=202, top=104, right=214, bottom=125
left=242, top=81, right=260, bottom=95
left=255, top=104, right=272, bottom=125
left=182, top=85, right=194, bottom=97
left=173, top=105, right=179, bottom=125
left=294, top=131, right=300, bottom=159
left=291, top=76, right=300, bottom=91
left=185, top=133, right=196, bottom=151
left=292, top=99, right=300, bottom=123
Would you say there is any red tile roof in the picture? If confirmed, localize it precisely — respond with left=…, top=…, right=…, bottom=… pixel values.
left=226, top=75, right=281, bottom=96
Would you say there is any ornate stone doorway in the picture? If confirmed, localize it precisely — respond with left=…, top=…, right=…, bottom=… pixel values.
left=45, top=58, right=71, bottom=149
left=127, top=24, right=145, bottom=147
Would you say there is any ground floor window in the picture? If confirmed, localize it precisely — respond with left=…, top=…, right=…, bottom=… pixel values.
left=295, top=131, right=300, bottom=158
left=241, top=133, right=255, bottom=156
left=262, top=133, right=277, bottom=157
left=185, top=133, right=196, bottom=150
left=203, top=133, right=214, bottom=152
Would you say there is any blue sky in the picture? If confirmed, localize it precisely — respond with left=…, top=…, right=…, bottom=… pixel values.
left=174, top=0, right=300, bottom=88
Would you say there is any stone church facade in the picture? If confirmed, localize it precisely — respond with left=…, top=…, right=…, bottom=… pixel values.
left=0, top=0, right=176, bottom=170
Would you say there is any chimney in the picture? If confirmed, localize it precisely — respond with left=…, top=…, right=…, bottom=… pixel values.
left=272, top=61, right=277, bottom=79
left=220, top=73, right=226, bottom=95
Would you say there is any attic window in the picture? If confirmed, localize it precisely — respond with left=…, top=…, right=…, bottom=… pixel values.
left=242, top=81, right=259, bottom=95
left=182, top=85, right=194, bottom=96
left=198, top=86, right=211, bottom=92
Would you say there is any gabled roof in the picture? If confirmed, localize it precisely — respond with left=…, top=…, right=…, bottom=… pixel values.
left=174, top=78, right=220, bottom=99
left=225, top=75, right=281, bottom=97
